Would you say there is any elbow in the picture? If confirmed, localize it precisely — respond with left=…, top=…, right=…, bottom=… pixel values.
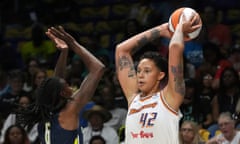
left=100, top=64, right=106, bottom=74
left=115, top=44, right=123, bottom=55
left=96, top=63, right=106, bottom=76
left=116, top=43, right=122, bottom=50
left=116, top=43, right=129, bottom=55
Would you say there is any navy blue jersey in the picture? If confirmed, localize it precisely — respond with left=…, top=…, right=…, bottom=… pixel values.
left=38, top=114, right=83, bottom=144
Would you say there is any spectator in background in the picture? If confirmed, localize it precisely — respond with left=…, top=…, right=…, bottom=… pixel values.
left=82, top=105, right=119, bottom=144
left=0, top=95, right=39, bottom=144
left=0, top=69, right=10, bottom=97
left=18, top=23, right=56, bottom=67
left=183, top=27, right=206, bottom=69
left=197, top=72, right=216, bottom=129
left=89, top=135, right=106, bottom=144
left=22, top=58, right=40, bottom=93
left=179, top=120, right=205, bottom=144
left=29, top=68, right=47, bottom=101
left=212, top=67, right=240, bottom=122
left=0, top=69, right=27, bottom=119
left=111, top=72, right=128, bottom=109
left=180, top=78, right=200, bottom=124
left=206, top=112, right=240, bottom=144
left=203, top=5, right=232, bottom=58
left=183, top=56, right=196, bottom=79
left=65, top=56, right=84, bottom=92
left=228, top=44, right=240, bottom=76
left=99, top=84, right=127, bottom=132
left=196, top=42, right=232, bottom=90
left=210, top=67, right=238, bottom=139
left=2, top=124, right=30, bottom=144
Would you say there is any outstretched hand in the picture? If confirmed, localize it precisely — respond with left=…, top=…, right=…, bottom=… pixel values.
left=46, top=26, right=77, bottom=50
left=46, top=27, right=68, bottom=50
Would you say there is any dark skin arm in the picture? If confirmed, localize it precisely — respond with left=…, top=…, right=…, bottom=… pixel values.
left=46, top=26, right=105, bottom=130
left=46, top=29, right=68, bottom=78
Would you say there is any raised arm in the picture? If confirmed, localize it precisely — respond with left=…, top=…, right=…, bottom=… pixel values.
left=115, top=23, right=171, bottom=103
left=46, top=30, right=68, bottom=78
left=165, top=14, right=202, bottom=111
left=47, top=26, right=105, bottom=113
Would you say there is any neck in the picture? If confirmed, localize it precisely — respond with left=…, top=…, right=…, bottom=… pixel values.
left=140, top=92, right=159, bottom=98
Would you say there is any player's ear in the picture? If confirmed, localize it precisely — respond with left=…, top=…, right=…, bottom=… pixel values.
left=158, top=72, right=165, bottom=81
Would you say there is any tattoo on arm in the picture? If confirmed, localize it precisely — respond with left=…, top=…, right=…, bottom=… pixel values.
left=133, top=28, right=161, bottom=53
left=150, top=29, right=161, bottom=41
left=171, top=65, right=185, bottom=96
left=118, top=56, right=136, bottom=77
left=132, top=36, right=148, bottom=54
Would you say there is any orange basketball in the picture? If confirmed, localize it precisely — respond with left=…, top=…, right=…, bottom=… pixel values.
left=168, top=7, right=202, bottom=41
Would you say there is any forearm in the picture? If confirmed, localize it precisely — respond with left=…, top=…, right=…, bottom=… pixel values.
left=167, top=24, right=185, bottom=104
left=54, top=49, right=68, bottom=78
left=169, top=25, right=184, bottom=53
left=116, top=24, right=166, bottom=55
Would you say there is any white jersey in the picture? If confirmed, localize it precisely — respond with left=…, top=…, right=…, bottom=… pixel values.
left=216, top=131, right=240, bottom=144
left=125, top=91, right=182, bottom=144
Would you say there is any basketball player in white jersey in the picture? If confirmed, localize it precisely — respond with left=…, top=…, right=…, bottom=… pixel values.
left=115, top=15, right=201, bottom=143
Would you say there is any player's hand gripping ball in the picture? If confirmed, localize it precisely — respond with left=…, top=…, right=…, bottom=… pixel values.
left=168, top=7, right=202, bottom=41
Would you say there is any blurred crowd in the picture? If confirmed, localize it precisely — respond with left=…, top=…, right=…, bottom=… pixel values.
left=0, top=0, right=240, bottom=144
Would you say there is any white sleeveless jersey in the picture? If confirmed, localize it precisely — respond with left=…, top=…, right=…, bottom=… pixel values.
left=216, top=131, right=240, bottom=144
left=125, top=91, right=182, bottom=144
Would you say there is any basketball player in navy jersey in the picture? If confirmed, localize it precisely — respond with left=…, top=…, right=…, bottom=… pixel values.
left=21, top=26, right=105, bottom=144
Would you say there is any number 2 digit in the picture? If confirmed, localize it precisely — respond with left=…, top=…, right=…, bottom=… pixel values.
left=139, top=112, right=157, bottom=127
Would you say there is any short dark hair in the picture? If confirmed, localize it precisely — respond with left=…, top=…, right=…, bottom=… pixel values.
left=139, top=51, right=168, bottom=82
left=89, top=135, right=106, bottom=144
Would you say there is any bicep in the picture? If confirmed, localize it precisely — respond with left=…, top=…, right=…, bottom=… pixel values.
left=115, top=52, right=138, bottom=102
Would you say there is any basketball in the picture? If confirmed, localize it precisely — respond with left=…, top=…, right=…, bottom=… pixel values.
left=168, top=7, right=202, bottom=41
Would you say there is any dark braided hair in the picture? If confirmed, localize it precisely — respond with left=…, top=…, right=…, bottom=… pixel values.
left=20, top=77, right=69, bottom=126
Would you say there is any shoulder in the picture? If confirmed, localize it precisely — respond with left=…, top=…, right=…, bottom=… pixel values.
left=103, top=126, right=118, bottom=135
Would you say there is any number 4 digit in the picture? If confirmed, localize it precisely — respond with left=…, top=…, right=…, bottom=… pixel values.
left=140, top=113, right=148, bottom=128
left=139, top=112, right=157, bottom=128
